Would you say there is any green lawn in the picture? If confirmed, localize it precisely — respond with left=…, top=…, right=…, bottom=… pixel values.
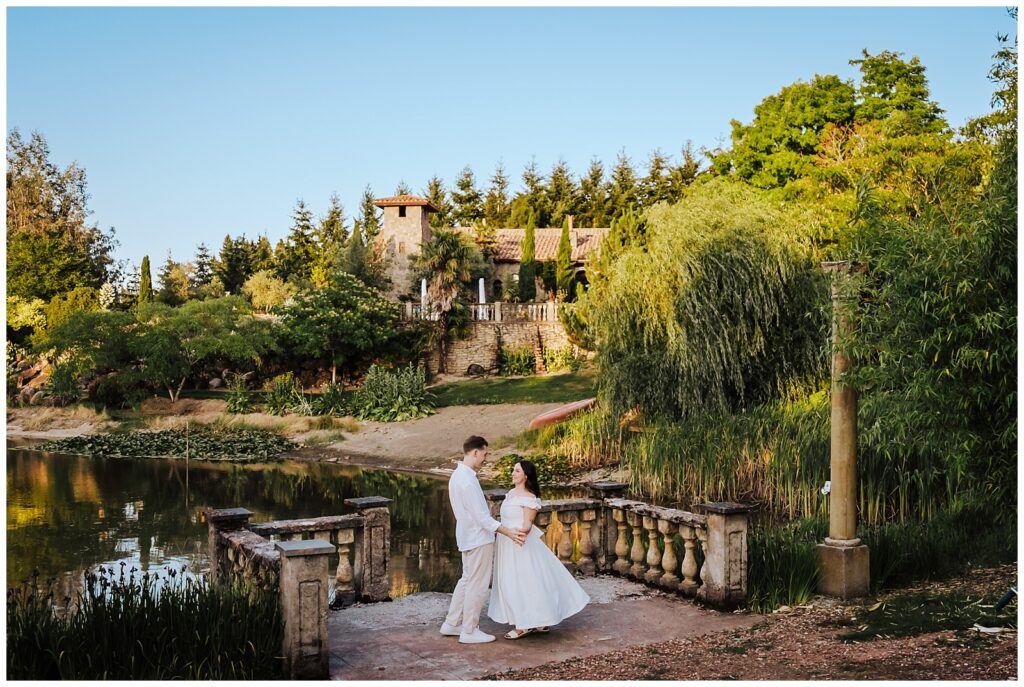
left=430, top=366, right=597, bottom=407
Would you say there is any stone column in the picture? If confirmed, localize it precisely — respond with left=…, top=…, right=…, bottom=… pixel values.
left=344, top=496, right=393, bottom=601
left=204, top=507, right=252, bottom=584
left=483, top=489, right=507, bottom=521
left=696, top=502, right=751, bottom=609
left=276, top=540, right=334, bottom=679
left=589, top=481, right=628, bottom=572
left=817, top=261, right=870, bottom=599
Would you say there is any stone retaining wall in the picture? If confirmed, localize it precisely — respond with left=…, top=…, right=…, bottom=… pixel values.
left=428, top=321, right=571, bottom=375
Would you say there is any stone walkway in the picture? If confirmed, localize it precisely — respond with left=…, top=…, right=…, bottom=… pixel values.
left=329, top=577, right=759, bottom=680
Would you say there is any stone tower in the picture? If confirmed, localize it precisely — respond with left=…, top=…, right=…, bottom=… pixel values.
left=373, top=195, right=437, bottom=298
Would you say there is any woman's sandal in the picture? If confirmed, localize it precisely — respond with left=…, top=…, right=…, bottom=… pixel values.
left=504, top=628, right=537, bottom=640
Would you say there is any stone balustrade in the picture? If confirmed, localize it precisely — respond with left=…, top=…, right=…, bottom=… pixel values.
left=485, top=482, right=751, bottom=609
left=205, top=496, right=392, bottom=679
left=402, top=300, right=560, bottom=323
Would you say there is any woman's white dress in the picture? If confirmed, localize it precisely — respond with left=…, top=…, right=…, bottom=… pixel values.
left=488, top=490, right=590, bottom=629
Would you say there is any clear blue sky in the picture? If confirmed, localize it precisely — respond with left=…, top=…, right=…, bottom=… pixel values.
left=6, top=6, right=1016, bottom=269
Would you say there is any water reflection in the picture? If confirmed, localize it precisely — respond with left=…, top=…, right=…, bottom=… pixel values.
left=7, top=446, right=463, bottom=601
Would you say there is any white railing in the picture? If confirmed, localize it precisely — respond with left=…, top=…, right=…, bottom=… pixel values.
left=402, top=301, right=560, bottom=323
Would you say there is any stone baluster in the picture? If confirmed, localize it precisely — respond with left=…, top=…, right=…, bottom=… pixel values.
left=276, top=540, right=333, bottom=679
left=333, top=527, right=356, bottom=607
left=589, top=480, right=628, bottom=572
left=658, top=520, right=680, bottom=590
left=612, top=509, right=630, bottom=575
left=577, top=509, right=597, bottom=575
left=643, top=516, right=663, bottom=584
left=679, top=525, right=700, bottom=596
left=344, top=496, right=393, bottom=601
left=557, top=511, right=576, bottom=571
left=627, top=511, right=646, bottom=579
left=205, top=507, right=253, bottom=584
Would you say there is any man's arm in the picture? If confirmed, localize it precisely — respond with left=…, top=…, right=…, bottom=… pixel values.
left=459, top=481, right=525, bottom=544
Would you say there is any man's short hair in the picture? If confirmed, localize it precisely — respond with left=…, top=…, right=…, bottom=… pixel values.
left=463, top=435, right=488, bottom=454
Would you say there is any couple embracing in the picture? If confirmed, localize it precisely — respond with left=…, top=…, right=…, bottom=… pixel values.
left=440, top=435, right=590, bottom=644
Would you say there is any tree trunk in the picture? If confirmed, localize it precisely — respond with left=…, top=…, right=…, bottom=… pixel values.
left=331, top=364, right=337, bottom=384
left=171, top=377, right=187, bottom=404
left=438, top=316, right=448, bottom=374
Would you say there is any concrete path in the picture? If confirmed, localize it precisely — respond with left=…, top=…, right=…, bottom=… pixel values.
left=328, top=577, right=759, bottom=680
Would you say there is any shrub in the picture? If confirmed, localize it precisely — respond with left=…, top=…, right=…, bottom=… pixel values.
left=7, top=566, right=284, bottom=679
left=353, top=364, right=434, bottom=422
left=498, top=345, right=535, bottom=376
left=543, top=345, right=582, bottom=372
left=262, top=373, right=302, bottom=416
left=494, top=452, right=573, bottom=486
left=89, top=372, right=144, bottom=409
left=46, top=360, right=82, bottom=406
left=313, top=382, right=348, bottom=417
left=225, top=375, right=253, bottom=414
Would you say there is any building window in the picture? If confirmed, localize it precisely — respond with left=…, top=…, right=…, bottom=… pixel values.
left=493, top=280, right=503, bottom=300
left=399, top=241, right=406, bottom=255
left=398, top=206, right=407, bottom=218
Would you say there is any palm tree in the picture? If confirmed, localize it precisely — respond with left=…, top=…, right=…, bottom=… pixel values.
left=414, top=230, right=475, bottom=373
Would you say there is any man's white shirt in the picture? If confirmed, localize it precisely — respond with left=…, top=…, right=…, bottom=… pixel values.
left=448, top=461, right=500, bottom=551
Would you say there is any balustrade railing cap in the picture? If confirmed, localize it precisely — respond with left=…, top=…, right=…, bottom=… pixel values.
left=588, top=480, right=628, bottom=493
left=483, top=489, right=507, bottom=501
left=699, top=501, right=753, bottom=515
left=205, top=507, right=253, bottom=521
left=344, top=496, right=393, bottom=509
left=275, top=540, right=336, bottom=557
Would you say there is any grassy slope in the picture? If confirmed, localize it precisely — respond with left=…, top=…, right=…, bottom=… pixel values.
left=430, top=367, right=597, bottom=407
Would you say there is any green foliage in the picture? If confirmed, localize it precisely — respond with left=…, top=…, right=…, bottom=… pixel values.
left=135, top=296, right=274, bottom=403
left=225, top=375, right=254, bottom=414
left=518, top=216, right=537, bottom=301
left=498, top=345, right=535, bottom=377
left=353, top=364, right=435, bottom=422
left=138, top=255, right=153, bottom=305
left=40, top=310, right=139, bottom=382
left=45, top=360, right=84, bottom=406
left=156, top=253, right=191, bottom=306
left=450, top=165, right=483, bottom=226
left=33, top=425, right=296, bottom=461
left=275, top=274, right=399, bottom=383
left=33, top=286, right=100, bottom=346
left=7, top=568, right=283, bottom=679
left=89, top=372, right=145, bottom=409
left=542, top=345, right=582, bottom=373
left=262, top=373, right=303, bottom=416
left=6, top=129, right=115, bottom=302
left=430, top=366, right=596, bottom=407
left=850, top=49, right=946, bottom=133
left=313, top=382, right=349, bottom=417
left=7, top=295, right=46, bottom=339
left=555, top=220, right=574, bottom=299
left=241, top=269, right=297, bottom=312
left=590, top=180, right=827, bottom=421
left=494, top=452, right=573, bottom=486
left=746, top=518, right=823, bottom=613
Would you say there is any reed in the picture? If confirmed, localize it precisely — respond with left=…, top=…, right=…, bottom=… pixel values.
left=7, top=565, right=284, bottom=679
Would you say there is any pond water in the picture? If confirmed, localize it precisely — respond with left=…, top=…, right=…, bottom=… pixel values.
left=7, top=443, right=473, bottom=601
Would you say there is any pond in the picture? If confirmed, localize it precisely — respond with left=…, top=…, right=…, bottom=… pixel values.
left=7, top=442, right=473, bottom=602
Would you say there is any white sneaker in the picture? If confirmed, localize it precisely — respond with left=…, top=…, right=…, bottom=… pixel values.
left=440, top=622, right=462, bottom=636
left=458, top=628, right=496, bottom=644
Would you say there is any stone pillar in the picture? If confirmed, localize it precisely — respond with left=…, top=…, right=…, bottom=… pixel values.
left=817, top=261, right=870, bottom=599
left=483, top=489, right=507, bottom=521
left=577, top=509, right=597, bottom=575
left=276, top=540, right=334, bottom=679
left=344, top=496, right=392, bottom=601
left=204, top=507, right=252, bottom=584
left=696, top=502, right=751, bottom=609
left=589, top=481, right=628, bottom=572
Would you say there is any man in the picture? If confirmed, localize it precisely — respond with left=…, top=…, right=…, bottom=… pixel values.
left=440, top=435, right=526, bottom=644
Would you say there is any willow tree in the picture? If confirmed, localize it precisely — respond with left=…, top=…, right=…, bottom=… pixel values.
left=413, top=230, right=479, bottom=373
left=592, top=180, right=827, bottom=420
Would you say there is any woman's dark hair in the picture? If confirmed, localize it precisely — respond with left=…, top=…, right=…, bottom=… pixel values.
left=517, top=459, right=542, bottom=499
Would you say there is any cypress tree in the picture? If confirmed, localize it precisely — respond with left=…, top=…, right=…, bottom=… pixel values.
left=518, top=210, right=537, bottom=301
left=138, top=255, right=153, bottom=304
left=556, top=218, right=574, bottom=300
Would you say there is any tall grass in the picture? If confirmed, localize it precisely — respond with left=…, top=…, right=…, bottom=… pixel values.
left=746, top=506, right=1017, bottom=611
left=7, top=566, right=284, bottom=679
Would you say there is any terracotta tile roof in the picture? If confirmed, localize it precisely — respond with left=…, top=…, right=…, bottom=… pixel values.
left=451, top=226, right=608, bottom=263
left=373, top=195, right=439, bottom=212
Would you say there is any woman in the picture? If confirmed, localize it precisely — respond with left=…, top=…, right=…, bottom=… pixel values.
left=487, top=459, right=590, bottom=639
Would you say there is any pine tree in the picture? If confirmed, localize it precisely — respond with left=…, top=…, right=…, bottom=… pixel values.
left=518, top=210, right=537, bottom=301
left=278, top=199, right=317, bottom=282
left=608, top=151, right=639, bottom=221
left=450, top=165, right=483, bottom=226
left=138, top=255, right=153, bottom=305
left=425, top=175, right=452, bottom=229
left=314, top=194, right=348, bottom=283
left=251, top=235, right=275, bottom=273
left=192, top=242, right=214, bottom=288
left=546, top=159, right=578, bottom=228
left=555, top=218, right=574, bottom=301
left=640, top=149, right=672, bottom=207
left=340, top=225, right=368, bottom=283
left=213, top=234, right=252, bottom=293
left=483, top=162, right=511, bottom=228
left=667, top=141, right=701, bottom=202
left=579, top=158, right=608, bottom=228
left=157, top=252, right=190, bottom=306
left=358, top=186, right=382, bottom=243
left=510, top=158, right=548, bottom=227
left=394, top=180, right=412, bottom=195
